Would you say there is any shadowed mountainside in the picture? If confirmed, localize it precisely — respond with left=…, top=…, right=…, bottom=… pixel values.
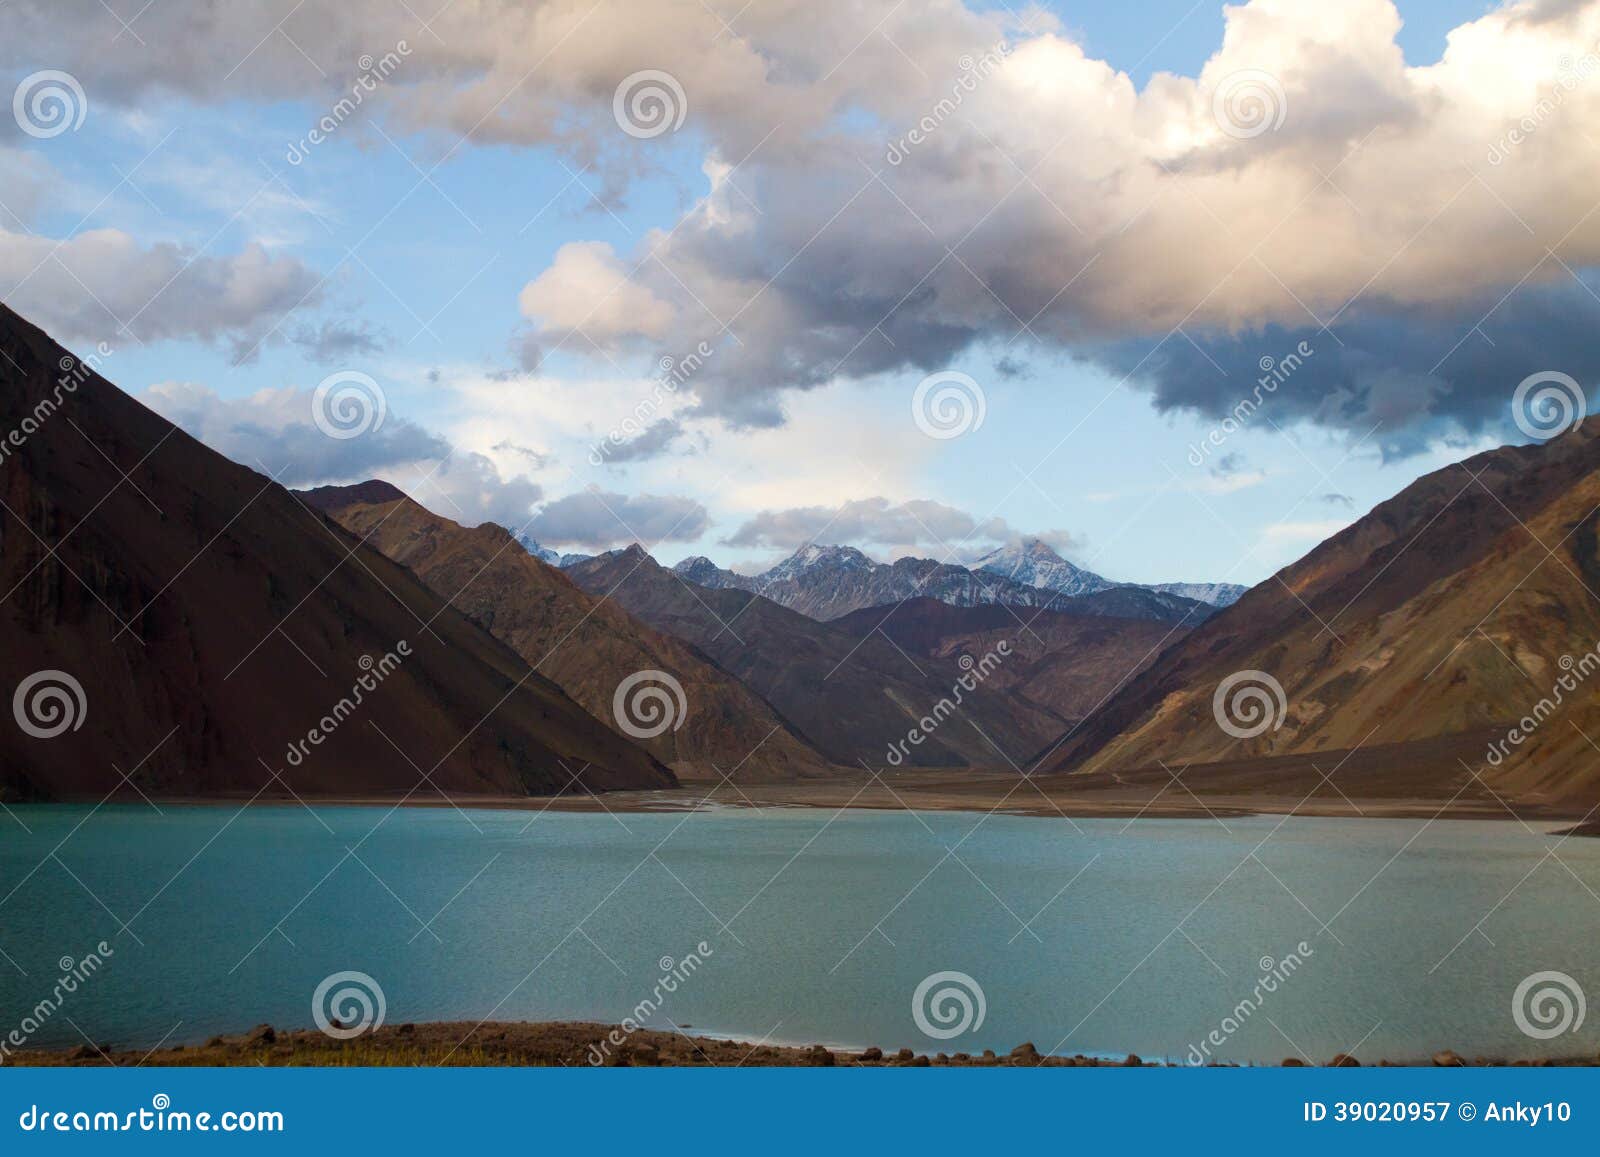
left=829, top=597, right=1192, bottom=727
left=304, top=484, right=835, bottom=781
left=0, top=305, right=672, bottom=800
left=567, top=548, right=1071, bottom=768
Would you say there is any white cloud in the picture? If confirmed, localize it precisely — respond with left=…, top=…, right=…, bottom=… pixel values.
left=0, top=229, right=323, bottom=358
left=0, top=146, right=58, bottom=228
left=1196, top=453, right=1269, bottom=494
left=518, top=240, right=677, bottom=350
left=525, top=488, right=709, bottom=549
left=724, top=496, right=1020, bottom=554
left=13, top=0, right=1600, bottom=443
left=143, top=380, right=543, bottom=527
left=437, top=364, right=928, bottom=512
left=145, top=380, right=448, bottom=481
left=403, top=451, right=544, bottom=530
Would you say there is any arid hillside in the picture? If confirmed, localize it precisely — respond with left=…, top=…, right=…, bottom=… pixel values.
left=1043, top=427, right=1600, bottom=808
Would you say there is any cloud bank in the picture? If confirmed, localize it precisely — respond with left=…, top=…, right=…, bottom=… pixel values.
left=724, top=496, right=1049, bottom=558
left=524, top=489, right=710, bottom=549
left=143, top=381, right=544, bottom=528
left=10, top=0, right=1600, bottom=448
left=0, top=232, right=325, bottom=360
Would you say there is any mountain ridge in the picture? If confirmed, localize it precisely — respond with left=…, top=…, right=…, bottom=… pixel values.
left=668, top=539, right=1226, bottom=623
left=971, top=538, right=1114, bottom=597
left=1037, top=425, right=1600, bottom=806
left=305, top=484, right=836, bottom=781
left=0, top=303, right=673, bottom=800
left=565, top=548, right=1078, bottom=769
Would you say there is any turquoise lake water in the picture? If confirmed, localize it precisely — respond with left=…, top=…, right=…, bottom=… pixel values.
left=1, top=804, right=1596, bottom=1063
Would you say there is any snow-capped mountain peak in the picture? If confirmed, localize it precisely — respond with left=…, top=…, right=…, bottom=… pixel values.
left=672, top=555, right=754, bottom=590
left=515, top=533, right=561, bottom=566
left=972, top=538, right=1115, bottom=597
left=1145, top=581, right=1248, bottom=608
left=513, top=534, right=594, bottom=569
left=658, top=539, right=1242, bottom=618
left=760, top=543, right=875, bottom=583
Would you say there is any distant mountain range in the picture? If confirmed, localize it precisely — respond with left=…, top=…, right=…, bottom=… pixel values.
left=514, top=534, right=592, bottom=569
left=972, top=540, right=1247, bottom=608
left=667, top=538, right=1241, bottom=623
left=302, top=489, right=1206, bottom=778
left=565, top=547, right=1100, bottom=769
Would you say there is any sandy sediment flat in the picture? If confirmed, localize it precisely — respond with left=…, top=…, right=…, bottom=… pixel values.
left=48, top=735, right=1597, bottom=825
left=122, top=763, right=1594, bottom=828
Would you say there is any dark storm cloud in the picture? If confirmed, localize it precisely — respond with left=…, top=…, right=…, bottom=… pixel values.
left=1099, top=281, right=1600, bottom=457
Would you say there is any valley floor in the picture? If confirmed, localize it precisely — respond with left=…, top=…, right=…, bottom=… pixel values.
left=579, top=770, right=1552, bottom=824
left=170, top=759, right=1591, bottom=827
left=50, top=734, right=1599, bottom=827
left=533, top=733, right=1600, bottom=826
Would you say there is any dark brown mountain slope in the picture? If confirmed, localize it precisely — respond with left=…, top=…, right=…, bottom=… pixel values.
left=304, top=484, right=834, bottom=781
left=0, top=305, right=671, bottom=800
left=829, top=598, right=1191, bottom=727
left=565, top=549, right=1070, bottom=768
left=1042, top=426, right=1600, bottom=806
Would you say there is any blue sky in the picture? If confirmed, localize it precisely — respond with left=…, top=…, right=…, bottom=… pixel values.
left=2, top=0, right=1591, bottom=584
left=1057, top=0, right=1485, bottom=81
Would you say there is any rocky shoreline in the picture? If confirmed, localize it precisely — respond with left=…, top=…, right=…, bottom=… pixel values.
left=10, top=1021, right=1600, bottom=1067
